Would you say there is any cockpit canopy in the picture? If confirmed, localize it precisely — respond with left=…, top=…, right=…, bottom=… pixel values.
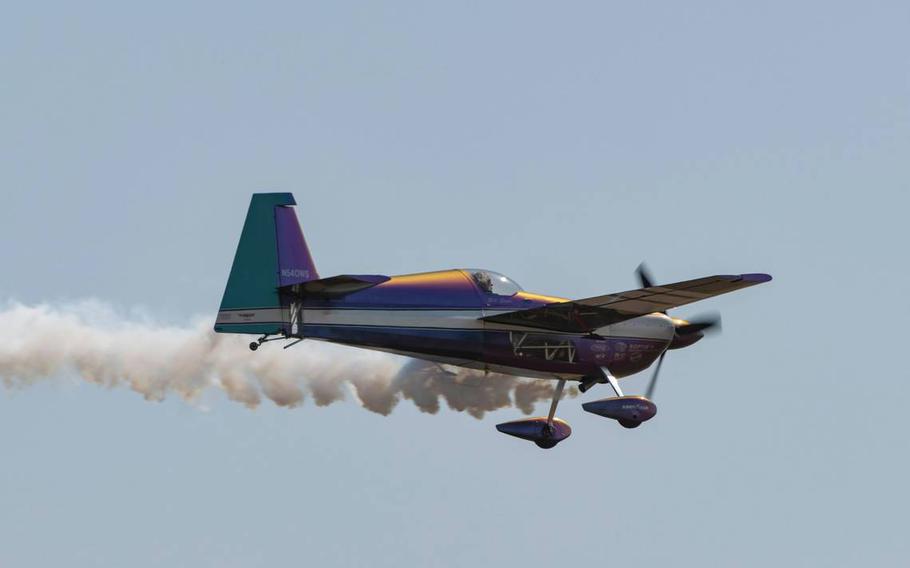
left=463, top=269, right=523, bottom=296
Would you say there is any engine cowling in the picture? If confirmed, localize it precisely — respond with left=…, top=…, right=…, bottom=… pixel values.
left=667, top=331, right=703, bottom=350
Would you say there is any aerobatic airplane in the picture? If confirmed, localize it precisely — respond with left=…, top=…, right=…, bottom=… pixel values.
left=215, top=193, right=771, bottom=449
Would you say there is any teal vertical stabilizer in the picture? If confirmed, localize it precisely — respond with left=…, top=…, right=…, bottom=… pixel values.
left=214, top=192, right=315, bottom=335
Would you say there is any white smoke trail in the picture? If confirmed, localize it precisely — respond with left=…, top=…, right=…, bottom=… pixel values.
left=0, top=300, right=573, bottom=418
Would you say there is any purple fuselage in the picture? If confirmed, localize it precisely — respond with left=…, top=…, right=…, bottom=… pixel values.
left=295, top=269, right=673, bottom=381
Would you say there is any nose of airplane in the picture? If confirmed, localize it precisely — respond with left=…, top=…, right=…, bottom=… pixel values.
left=667, top=317, right=715, bottom=350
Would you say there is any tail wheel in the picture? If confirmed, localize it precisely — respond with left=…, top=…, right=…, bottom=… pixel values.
left=249, top=342, right=259, bottom=351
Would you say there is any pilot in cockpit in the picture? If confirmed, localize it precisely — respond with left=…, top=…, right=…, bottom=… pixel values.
left=472, top=271, right=493, bottom=294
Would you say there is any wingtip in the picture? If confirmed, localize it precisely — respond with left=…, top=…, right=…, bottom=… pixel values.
left=719, top=273, right=773, bottom=283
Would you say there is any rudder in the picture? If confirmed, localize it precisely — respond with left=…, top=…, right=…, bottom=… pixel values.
left=214, top=193, right=317, bottom=335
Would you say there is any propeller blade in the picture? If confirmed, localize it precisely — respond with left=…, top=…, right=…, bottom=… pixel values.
left=636, top=262, right=656, bottom=289
left=645, top=351, right=666, bottom=400
left=676, top=313, right=722, bottom=336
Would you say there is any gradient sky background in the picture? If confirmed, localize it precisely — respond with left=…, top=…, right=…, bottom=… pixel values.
left=1, top=2, right=908, bottom=566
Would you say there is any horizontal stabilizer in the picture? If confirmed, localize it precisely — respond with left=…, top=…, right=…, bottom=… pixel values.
left=281, top=274, right=390, bottom=298
left=483, top=273, right=771, bottom=333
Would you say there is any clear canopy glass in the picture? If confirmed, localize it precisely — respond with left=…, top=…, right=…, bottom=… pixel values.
left=464, top=269, right=523, bottom=296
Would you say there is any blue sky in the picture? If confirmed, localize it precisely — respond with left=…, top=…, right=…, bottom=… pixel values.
left=1, top=2, right=908, bottom=566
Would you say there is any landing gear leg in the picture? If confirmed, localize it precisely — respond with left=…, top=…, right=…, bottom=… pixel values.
left=600, top=367, right=640, bottom=428
left=536, top=378, right=567, bottom=449
left=602, top=367, right=623, bottom=397
left=546, top=379, right=566, bottom=430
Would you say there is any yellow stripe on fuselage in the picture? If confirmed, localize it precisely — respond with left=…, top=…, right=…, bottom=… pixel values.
left=515, top=291, right=569, bottom=304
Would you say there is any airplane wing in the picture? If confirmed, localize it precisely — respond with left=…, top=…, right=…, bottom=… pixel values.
left=482, top=273, right=772, bottom=333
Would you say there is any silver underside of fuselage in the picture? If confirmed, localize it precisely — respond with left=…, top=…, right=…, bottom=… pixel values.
left=298, top=307, right=674, bottom=337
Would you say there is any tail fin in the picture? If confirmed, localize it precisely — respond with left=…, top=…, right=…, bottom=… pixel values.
left=214, top=193, right=317, bottom=335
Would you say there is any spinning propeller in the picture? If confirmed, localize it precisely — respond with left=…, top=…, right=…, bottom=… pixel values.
left=636, top=263, right=722, bottom=399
